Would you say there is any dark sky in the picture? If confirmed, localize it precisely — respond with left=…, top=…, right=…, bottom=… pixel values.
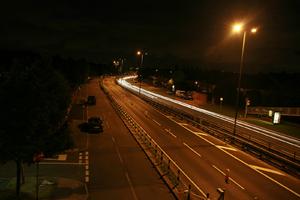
left=1, top=0, right=300, bottom=72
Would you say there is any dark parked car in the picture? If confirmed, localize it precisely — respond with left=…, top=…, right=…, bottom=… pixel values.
left=79, top=116, right=103, bottom=133
left=87, top=96, right=96, bottom=105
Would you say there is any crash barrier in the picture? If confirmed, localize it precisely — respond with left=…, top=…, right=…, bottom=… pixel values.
left=100, top=79, right=209, bottom=200
left=116, top=78, right=300, bottom=177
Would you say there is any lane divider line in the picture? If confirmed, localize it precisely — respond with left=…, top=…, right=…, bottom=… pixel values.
left=193, top=132, right=208, bottom=136
left=164, top=128, right=177, bottom=138
left=216, top=145, right=238, bottom=151
left=161, top=110, right=300, bottom=198
left=112, top=136, right=124, bottom=164
left=212, top=165, right=245, bottom=190
left=183, top=142, right=202, bottom=158
left=128, top=121, right=206, bottom=197
left=152, top=119, right=161, bottom=126
left=125, top=172, right=139, bottom=200
left=249, top=165, right=286, bottom=176
left=201, top=135, right=300, bottom=198
left=111, top=136, right=138, bottom=199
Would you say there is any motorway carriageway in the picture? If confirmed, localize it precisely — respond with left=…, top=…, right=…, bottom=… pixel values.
left=117, top=76, right=300, bottom=157
left=103, top=77, right=300, bottom=199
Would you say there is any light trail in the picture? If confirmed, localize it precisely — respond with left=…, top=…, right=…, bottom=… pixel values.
left=117, top=76, right=300, bottom=149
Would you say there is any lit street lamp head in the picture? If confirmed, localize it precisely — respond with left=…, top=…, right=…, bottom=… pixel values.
left=137, top=51, right=141, bottom=55
left=232, top=22, right=258, bottom=34
left=232, top=23, right=243, bottom=33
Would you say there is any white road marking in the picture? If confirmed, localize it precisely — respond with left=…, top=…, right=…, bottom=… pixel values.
left=79, top=156, right=82, bottom=160
left=85, top=165, right=89, bottom=170
left=125, top=172, right=138, bottom=200
left=111, top=133, right=138, bottom=200
left=85, top=170, right=89, bottom=176
left=212, top=165, right=245, bottom=190
left=200, top=134, right=300, bottom=198
left=152, top=119, right=161, bottom=126
left=126, top=116, right=206, bottom=197
left=85, top=176, right=89, bottom=183
left=164, top=128, right=177, bottom=138
left=193, top=131, right=208, bottom=136
left=249, top=165, right=286, bottom=176
left=112, top=136, right=124, bottom=164
left=183, top=143, right=202, bottom=157
left=161, top=111, right=300, bottom=198
left=216, top=145, right=237, bottom=151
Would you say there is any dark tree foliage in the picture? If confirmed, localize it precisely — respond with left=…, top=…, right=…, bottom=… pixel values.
left=0, top=55, right=73, bottom=196
left=52, top=55, right=90, bottom=88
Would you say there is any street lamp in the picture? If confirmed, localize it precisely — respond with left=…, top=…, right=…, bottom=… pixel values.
left=232, top=22, right=257, bottom=139
left=137, top=50, right=147, bottom=95
left=220, top=97, right=223, bottom=111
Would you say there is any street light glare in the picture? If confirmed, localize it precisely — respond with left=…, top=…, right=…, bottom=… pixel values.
left=251, top=28, right=257, bottom=33
left=137, top=51, right=141, bottom=55
left=232, top=23, right=243, bottom=33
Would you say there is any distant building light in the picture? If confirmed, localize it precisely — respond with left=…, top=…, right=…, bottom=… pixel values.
left=172, top=85, right=175, bottom=92
left=273, top=112, right=281, bottom=124
left=268, top=110, right=273, bottom=117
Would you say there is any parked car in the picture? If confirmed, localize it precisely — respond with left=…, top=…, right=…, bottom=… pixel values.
left=79, top=116, right=103, bottom=133
left=87, top=96, right=96, bottom=105
left=88, top=117, right=103, bottom=125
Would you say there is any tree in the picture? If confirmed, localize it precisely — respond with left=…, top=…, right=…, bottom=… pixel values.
left=0, top=57, right=73, bottom=197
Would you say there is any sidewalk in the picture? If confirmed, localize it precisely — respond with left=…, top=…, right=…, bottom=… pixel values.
left=0, top=177, right=87, bottom=200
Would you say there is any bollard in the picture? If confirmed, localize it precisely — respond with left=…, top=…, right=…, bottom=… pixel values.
left=187, top=185, right=191, bottom=200
left=217, top=188, right=225, bottom=200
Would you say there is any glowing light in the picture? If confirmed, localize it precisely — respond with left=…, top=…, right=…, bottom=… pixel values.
left=232, top=23, right=243, bottom=33
left=137, top=51, right=141, bottom=55
left=251, top=28, right=257, bottom=33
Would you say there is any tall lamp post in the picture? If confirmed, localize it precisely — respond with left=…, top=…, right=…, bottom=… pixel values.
left=137, top=50, right=146, bottom=95
left=232, top=23, right=257, bottom=139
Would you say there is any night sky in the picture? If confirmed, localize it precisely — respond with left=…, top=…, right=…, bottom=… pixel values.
left=1, top=0, right=300, bottom=72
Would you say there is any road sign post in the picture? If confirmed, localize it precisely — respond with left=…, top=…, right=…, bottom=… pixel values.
left=33, top=152, right=44, bottom=200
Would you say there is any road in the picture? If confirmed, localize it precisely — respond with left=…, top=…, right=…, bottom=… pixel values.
left=119, top=76, right=300, bottom=164
left=104, top=76, right=300, bottom=199
left=83, top=78, right=173, bottom=199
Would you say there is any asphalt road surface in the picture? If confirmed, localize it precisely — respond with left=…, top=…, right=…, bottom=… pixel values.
left=83, top=78, right=174, bottom=200
left=120, top=76, right=300, bottom=162
left=104, top=76, right=300, bottom=200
